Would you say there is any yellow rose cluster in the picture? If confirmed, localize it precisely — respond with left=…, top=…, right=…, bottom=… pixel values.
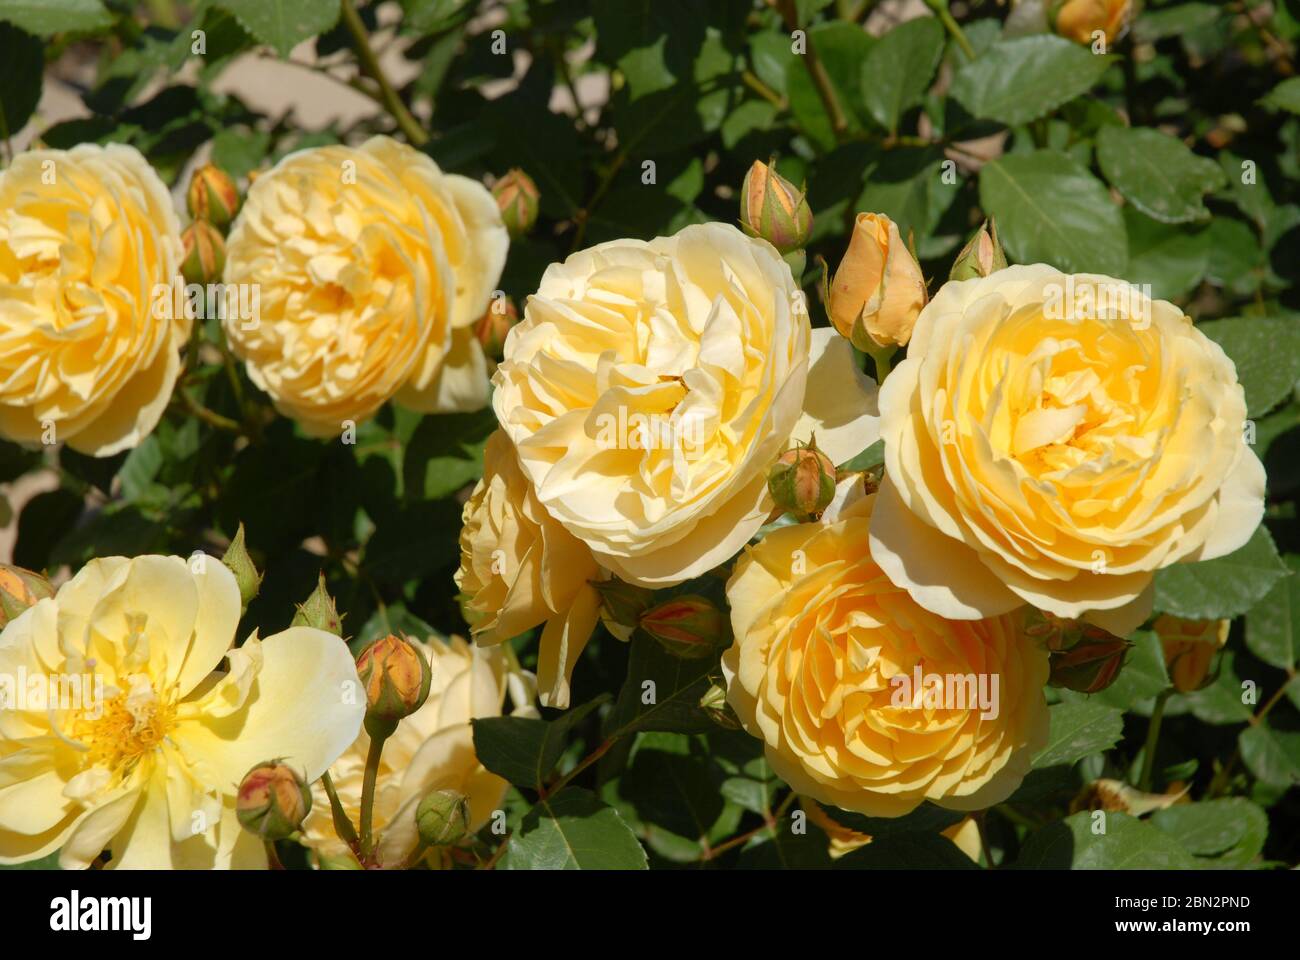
left=456, top=221, right=879, bottom=705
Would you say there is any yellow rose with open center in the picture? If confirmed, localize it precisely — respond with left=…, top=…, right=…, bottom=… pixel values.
left=724, top=481, right=1049, bottom=817
left=0, top=144, right=186, bottom=456
left=456, top=430, right=602, bottom=708
left=0, top=556, right=363, bottom=869
left=872, top=265, right=1265, bottom=636
left=223, top=135, right=507, bottom=435
left=492, top=221, right=878, bottom=587
left=301, top=635, right=533, bottom=868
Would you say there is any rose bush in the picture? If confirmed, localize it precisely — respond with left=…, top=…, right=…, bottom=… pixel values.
left=0, top=0, right=1296, bottom=876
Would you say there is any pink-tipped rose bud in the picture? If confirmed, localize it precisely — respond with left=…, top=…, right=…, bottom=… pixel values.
left=181, top=219, right=225, bottom=285
left=639, top=595, right=728, bottom=659
left=357, top=634, right=432, bottom=735
left=186, top=162, right=241, bottom=228
left=740, top=159, right=813, bottom=254
left=949, top=218, right=1008, bottom=281
left=768, top=439, right=836, bottom=518
left=493, top=168, right=540, bottom=238
left=0, top=563, right=53, bottom=629
left=236, top=761, right=312, bottom=840
left=473, top=295, right=519, bottom=362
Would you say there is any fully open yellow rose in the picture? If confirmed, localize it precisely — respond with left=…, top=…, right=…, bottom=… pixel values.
left=0, top=556, right=363, bottom=869
left=456, top=430, right=602, bottom=708
left=723, top=481, right=1049, bottom=817
left=492, top=221, right=878, bottom=588
left=223, top=135, right=507, bottom=435
left=872, top=265, right=1265, bottom=636
left=0, top=144, right=187, bottom=456
left=301, top=635, right=533, bottom=868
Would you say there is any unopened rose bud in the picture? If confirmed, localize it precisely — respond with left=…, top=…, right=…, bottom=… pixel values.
left=1153, top=615, right=1229, bottom=693
left=593, top=577, right=655, bottom=642
left=236, top=761, right=312, bottom=840
left=416, top=788, right=471, bottom=847
left=768, top=439, right=836, bottom=518
left=0, top=563, right=53, bottom=629
left=1049, top=636, right=1131, bottom=694
left=291, top=572, right=343, bottom=636
left=186, top=163, right=241, bottom=228
left=639, top=595, right=727, bottom=659
left=1023, top=608, right=1102, bottom=652
left=699, top=680, right=741, bottom=730
left=357, top=634, right=432, bottom=735
left=829, top=212, right=927, bottom=352
left=1049, top=0, right=1132, bottom=46
left=181, top=219, right=225, bottom=285
left=493, top=168, right=539, bottom=238
left=221, top=523, right=261, bottom=611
left=473, top=296, right=519, bottom=362
left=740, top=159, right=813, bottom=254
left=949, top=219, right=1008, bottom=281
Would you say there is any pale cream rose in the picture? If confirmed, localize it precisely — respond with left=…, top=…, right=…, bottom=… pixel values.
left=0, top=556, right=363, bottom=869
left=1152, top=614, right=1229, bottom=693
left=456, top=430, right=603, bottom=708
left=723, top=482, right=1050, bottom=817
left=223, top=135, right=507, bottom=435
left=0, top=144, right=187, bottom=456
left=492, top=221, right=879, bottom=588
left=872, top=265, right=1265, bottom=636
left=301, top=636, right=534, bottom=868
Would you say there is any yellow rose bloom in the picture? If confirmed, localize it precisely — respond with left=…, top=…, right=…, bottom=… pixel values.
left=223, top=135, right=508, bottom=436
left=456, top=430, right=603, bottom=708
left=492, top=221, right=879, bottom=588
left=0, top=144, right=187, bottom=456
left=1153, top=614, right=1229, bottom=693
left=872, top=265, right=1265, bottom=636
left=0, top=556, right=364, bottom=869
left=1052, top=0, right=1132, bottom=46
left=723, top=481, right=1050, bottom=817
left=301, top=636, right=533, bottom=868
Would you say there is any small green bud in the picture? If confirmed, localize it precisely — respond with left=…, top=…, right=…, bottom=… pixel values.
left=768, top=439, right=836, bottom=518
left=699, top=680, right=741, bottom=730
left=416, top=788, right=471, bottom=847
left=740, top=159, right=813, bottom=253
left=949, top=218, right=1008, bottom=281
left=221, top=523, right=261, bottom=610
left=180, top=219, right=226, bottom=285
left=639, top=595, right=728, bottom=659
left=291, top=572, right=343, bottom=636
left=236, top=761, right=311, bottom=841
left=493, top=168, right=540, bottom=238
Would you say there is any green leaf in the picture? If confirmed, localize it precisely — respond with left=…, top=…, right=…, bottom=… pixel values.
left=216, top=0, right=341, bottom=58
left=1261, top=76, right=1300, bottom=114
left=816, top=801, right=964, bottom=839
left=0, top=22, right=42, bottom=142
left=836, top=832, right=979, bottom=869
left=1150, top=798, right=1268, bottom=867
left=1239, top=724, right=1300, bottom=789
left=471, top=695, right=609, bottom=791
left=0, top=0, right=109, bottom=36
left=1198, top=317, right=1300, bottom=418
left=501, top=787, right=648, bottom=869
left=737, top=821, right=834, bottom=868
left=1015, top=811, right=1198, bottom=869
left=859, top=16, right=944, bottom=133
left=1032, top=701, right=1124, bottom=770
left=838, top=438, right=883, bottom=472
left=1133, top=2, right=1222, bottom=43
left=1247, top=554, right=1300, bottom=671
left=786, top=21, right=874, bottom=150
left=1179, top=650, right=1253, bottom=726
left=13, top=488, right=83, bottom=572
left=402, top=409, right=495, bottom=500
left=1154, top=526, right=1290, bottom=621
left=1122, top=207, right=1210, bottom=301
left=950, top=35, right=1114, bottom=127
left=1096, top=126, right=1225, bottom=224
left=979, top=150, right=1127, bottom=274
left=620, top=732, right=726, bottom=849
left=608, top=631, right=716, bottom=737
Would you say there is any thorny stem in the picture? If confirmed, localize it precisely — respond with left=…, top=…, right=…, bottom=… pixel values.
left=340, top=0, right=429, bottom=146
left=772, top=0, right=849, bottom=139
